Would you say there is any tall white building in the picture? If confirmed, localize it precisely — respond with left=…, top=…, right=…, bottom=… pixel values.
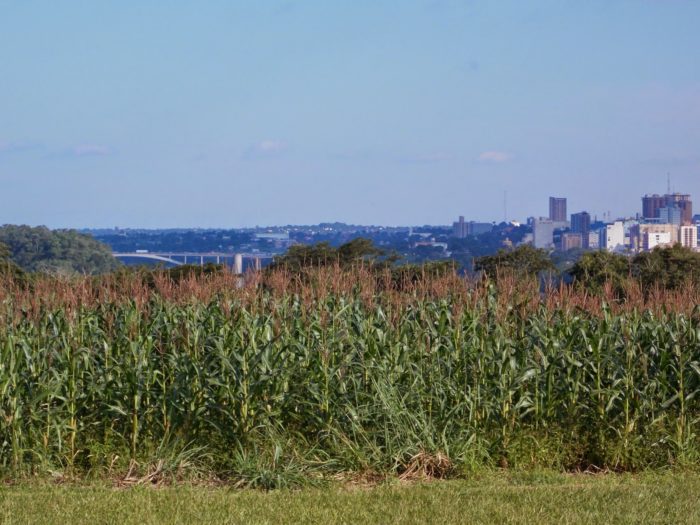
left=680, top=225, right=698, bottom=249
left=532, top=218, right=555, bottom=249
left=601, top=221, right=625, bottom=252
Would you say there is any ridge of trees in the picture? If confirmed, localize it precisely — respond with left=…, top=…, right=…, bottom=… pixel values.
left=0, top=225, right=120, bottom=275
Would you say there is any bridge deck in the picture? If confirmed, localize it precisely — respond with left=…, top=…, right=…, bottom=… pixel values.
left=112, top=252, right=275, bottom=267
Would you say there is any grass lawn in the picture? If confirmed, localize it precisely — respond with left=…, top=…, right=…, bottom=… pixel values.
left=1, top=472, right=698, bottom=524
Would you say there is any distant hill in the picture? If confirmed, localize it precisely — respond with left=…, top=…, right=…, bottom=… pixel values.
left=0, top=225, right=121, bottom=275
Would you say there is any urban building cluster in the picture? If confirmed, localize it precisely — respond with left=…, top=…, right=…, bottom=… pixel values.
left=526, top=193, right=697, bottom=253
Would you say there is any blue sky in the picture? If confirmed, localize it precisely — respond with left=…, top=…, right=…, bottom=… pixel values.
left=1, top=1, right=699, bottom=228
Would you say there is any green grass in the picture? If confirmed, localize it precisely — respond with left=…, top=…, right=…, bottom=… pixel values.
left=1, top=473, right=699, bottom=524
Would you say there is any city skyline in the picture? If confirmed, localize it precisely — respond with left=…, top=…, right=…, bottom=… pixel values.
left=527, top=191, right=697, bottom=253
left=2, top=2, right=700, bottom=228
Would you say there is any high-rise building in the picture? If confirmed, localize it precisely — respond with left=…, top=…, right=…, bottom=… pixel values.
left=452, top=216, right=467, bottom=238
left=549, top=197, right=567, bottom=222
left=659, top=206, right=682, bottom=226
left=601, top=222, right=625, bottom=252
left=666, top=193, right=693, bottom=225
left=642, top=194, right=666, bottom=220
left=571, top=212, right=591, bottom=234
left=642, top=193, right=693, bottom=225
left=680, top=225, right=698, bottom=249
left=571, top=211, right=591, bottom=248
left=533, top=218, right=555, bottom=249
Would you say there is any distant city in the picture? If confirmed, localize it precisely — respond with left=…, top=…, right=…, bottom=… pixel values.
left=520, top=192, right=696, bottom=254
left=78, top=189, right=696, bottom=273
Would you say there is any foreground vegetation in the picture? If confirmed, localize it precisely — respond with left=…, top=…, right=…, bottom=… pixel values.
left=1, top=266, right=699, bottom=485
left=2, top=473, right=699, bottom=524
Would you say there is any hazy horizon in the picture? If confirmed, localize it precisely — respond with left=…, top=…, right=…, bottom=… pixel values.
left=2, top=1, right=699, bottom=229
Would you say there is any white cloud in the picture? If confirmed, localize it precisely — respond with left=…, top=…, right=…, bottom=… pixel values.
left=477, top=150, right=511, bottom=163
left=243, top=139, right=288, bottom=159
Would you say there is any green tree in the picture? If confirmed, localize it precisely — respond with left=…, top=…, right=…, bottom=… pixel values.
left=570, top=244, right=700, bottom=297
left=0, top=225, right=120, bottom=275
left=632, top=244, right=700, bottom=291
left=474, top=245, right=554, bottom=279
left=0, top=241, right=26, bottom=281
left=268, top=238, right=384, bottom=272
left=386, top=260, right=456, bottom=290
left=569, top=250, right=630, bottom=296
left=337, top=237, right=383, bottom=265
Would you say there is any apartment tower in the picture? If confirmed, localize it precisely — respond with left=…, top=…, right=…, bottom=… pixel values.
left=549, top=197, right=567, bottom=222
left=571, top=211, right=591, bottom=249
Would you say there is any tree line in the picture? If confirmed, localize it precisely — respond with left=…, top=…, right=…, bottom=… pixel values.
left=271, top=238, right=700, bottom=296
left=2, top=225, right=699, bottom=297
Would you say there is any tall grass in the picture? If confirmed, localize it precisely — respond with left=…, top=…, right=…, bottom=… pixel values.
left=0, top=267, right=699, bottom=484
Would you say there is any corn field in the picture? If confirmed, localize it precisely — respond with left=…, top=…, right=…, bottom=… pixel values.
left=0, top=268, right=699, bottom=484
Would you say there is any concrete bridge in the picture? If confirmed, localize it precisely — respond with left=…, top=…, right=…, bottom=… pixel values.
left=112, top=252, right=275, bottom=272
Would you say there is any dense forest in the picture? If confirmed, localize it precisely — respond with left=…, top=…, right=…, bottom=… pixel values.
left=0, top=225, right=120, bottom=275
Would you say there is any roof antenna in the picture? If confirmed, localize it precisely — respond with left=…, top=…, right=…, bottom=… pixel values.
left=667, top=172, right=671, bottom=194
left=503, top=190, right=508, bottom=223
